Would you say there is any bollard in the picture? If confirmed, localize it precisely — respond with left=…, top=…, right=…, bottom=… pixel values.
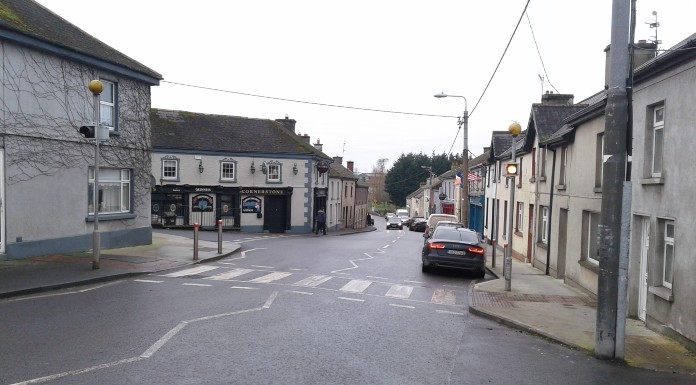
left=217, top=219, right=223, bottom=254
left=193, top=223, right=199, bottom=261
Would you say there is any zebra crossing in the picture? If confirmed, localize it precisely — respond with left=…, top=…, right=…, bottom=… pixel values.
left=155, top=265, right=463, bottom=305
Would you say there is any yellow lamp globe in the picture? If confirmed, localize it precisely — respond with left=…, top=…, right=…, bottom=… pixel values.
left=88, top=79, right=104, bottom=95
left=508, top=121, right=522, bottom=136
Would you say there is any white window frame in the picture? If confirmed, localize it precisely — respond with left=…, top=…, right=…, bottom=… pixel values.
left=162, top=158, right=178, bottom=181
left=99, top=80, right=116, bottom=131
left=582, top=211, right=600, bottom=265
left=651, top=105, right=664, bottom=177
left=89, top=168, right=131, bottom=215
left=540, top=206, right=549, bottom=244
left=267, top=163, right=281, bottom=182
left=220, top=159, right=237, bottom=182
left=516, top=202, right=523, bottom=232
left=662, top=220, right=674, bottom=289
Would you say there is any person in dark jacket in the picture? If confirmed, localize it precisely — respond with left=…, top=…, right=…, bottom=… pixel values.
left=316, top=209, right=327, bottom=235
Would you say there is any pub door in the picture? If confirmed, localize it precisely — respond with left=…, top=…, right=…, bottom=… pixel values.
left=265, top=195, right=287, bottom=233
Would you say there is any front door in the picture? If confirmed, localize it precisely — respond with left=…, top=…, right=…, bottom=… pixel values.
left=639, top=217, right=650, bottom=322
left=265, top=196, right=287, bottom=233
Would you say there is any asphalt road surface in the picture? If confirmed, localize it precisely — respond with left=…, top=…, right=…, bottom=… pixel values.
left=1, top=225, right=693, bottom=384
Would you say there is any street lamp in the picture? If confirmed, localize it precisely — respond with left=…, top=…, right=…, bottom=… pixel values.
left=88, top=79, right=103, bottom=270
left=505, top=121, right=522, bottom=291
left=434, top=92, right=469, bottom=228
left=421, top=165, right=436, bottom=216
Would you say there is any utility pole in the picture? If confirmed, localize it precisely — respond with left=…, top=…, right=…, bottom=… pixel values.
left=595, top=0, right=631, bottom=360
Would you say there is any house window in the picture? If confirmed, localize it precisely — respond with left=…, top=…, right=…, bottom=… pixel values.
left=540, top=206, right=549, bottom=244
left=161, top=157, right=179, bottom=181
left=99, top=80, right=116, bottom=131
left=581, top=211, right=600, bottom=264
left=516, top=202, right=523, bottom=232
left=540, top=147, right=547, bottom=179
left=559, top=146, right=567, bottom=186
left=89, top=168, right=131, bottom=215
left=660, top=219, right=675, bottom=289
left=595, top=133, right=604, bottom=188
left=220, top=159, right=236, bottom=182
left=497, top=162, right=502, bottom=182
left=267, top=163, right=281, bottom=182
left=651, top=105, right=665, bottom=177
left=531, top=148, right=536, bottom=178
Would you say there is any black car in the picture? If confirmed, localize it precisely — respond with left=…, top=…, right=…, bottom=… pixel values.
left=386, top=216, right=403, bottom=230
left=410, top=217, right=427, bottom=232
left=421, top=227, right=485, bottom=277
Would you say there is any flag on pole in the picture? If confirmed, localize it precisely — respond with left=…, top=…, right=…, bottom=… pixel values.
left=455, top=174, right=462, bottom=186
left=468, top=172, right=480, bottom=182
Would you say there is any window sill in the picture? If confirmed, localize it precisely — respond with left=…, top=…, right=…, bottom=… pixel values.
left=578, top=259, right=599, bottom=274
left=536, top=242, right=548, bottom=250
left=593, top=187, right=602, bottom=193
left=649, top=286, right=674, bottom=302
left=86, top=213, right=136, bottom=222
left=514, top=231, right=523, bottom=237
left=556, top=184, right=566, bottom=191
left=641, top=177, right=664, bottom=185
left=538, top=176, right=546, bottom=182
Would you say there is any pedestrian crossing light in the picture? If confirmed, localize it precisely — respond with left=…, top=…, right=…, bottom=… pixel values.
left=505, top=162, right=518, bottom=177
left=79, top=125, right=96, bottom=138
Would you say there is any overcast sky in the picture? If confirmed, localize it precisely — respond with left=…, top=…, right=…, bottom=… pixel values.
left=36, top=0, right=694, bottom=173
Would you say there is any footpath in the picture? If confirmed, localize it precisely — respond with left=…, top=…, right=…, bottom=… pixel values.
left=470, top=243, right=696, bottom=375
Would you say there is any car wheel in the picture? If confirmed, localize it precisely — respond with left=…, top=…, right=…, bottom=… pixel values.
left=476, top=269, right=486, bottom=279
left=421, top=263, right=429, bottom=273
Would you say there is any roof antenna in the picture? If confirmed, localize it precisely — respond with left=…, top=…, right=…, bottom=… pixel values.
left=342, top=141, right=346, bottom=158
left=646, top=11, right=661, bottom=49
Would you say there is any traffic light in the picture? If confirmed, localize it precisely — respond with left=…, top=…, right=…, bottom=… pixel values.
left=79, top=125, right=95, bottom=138
left=505, top=163, right=518, bottom=177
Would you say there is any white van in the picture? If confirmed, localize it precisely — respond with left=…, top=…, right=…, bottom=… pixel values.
left=426, top=214, right=459, bottom=234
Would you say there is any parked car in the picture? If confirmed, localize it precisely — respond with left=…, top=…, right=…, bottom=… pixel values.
left=421, top=227, right=485, bottom=277
left=425, top=214, right=459, bottom=235
left=386, top=216, right=403, bottom=230
left=410, top=217, right=427, bottom=232
left=433, top=221, right=465, bottom=231
left=385, top=212, right=396, bottom=220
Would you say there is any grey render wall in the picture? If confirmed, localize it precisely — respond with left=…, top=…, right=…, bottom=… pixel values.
left=1, top=42, right=152, bottom=258
left=630, top=57, right=696, bottom=345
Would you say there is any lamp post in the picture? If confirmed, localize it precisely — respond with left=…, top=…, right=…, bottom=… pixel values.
left=88, top=79, right=104, bottom=270
left=434, top=93, right=469, bottom=228
left=505, top=121, right=522, bottom=291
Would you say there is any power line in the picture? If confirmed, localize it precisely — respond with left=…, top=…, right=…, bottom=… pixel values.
left=161, top=81, right=459, bottom=119
left=525, top=10, right=559, bottom=93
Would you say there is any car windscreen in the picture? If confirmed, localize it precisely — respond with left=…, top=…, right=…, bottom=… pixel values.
left=432, top=229, right=478, bottom=244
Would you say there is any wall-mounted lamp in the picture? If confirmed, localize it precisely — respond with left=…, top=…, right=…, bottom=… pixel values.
left=198, top=159, right=204, bottom=173
left=250, top=161, right=256, bottom=174
left=293, top=163, right=298, bottom=175
left=261, top=161, right=267, bottom=174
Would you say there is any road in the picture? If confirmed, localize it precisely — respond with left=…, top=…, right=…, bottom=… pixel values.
left=1, top=224, right=693, bottom=384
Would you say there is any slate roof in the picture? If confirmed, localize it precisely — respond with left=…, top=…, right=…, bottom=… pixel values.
left=329, top=162, right=357, bottom=180
left=634, top=32, right=696, bottom=83
left=489, top=131, right=513, bottom=161
left=0, top=0, right=161, bottom=83
left=469, top=149, right=490, bottom=168
left=150, top=109, right=331, bottom=159
left=531, top=104, right=587, bottom=142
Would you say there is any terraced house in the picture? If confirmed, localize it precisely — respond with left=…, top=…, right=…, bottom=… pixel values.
left=1, top=0, right=161, bottom=258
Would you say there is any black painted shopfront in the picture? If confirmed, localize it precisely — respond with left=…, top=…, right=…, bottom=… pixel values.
left=151, top=185, right=240, bottom=230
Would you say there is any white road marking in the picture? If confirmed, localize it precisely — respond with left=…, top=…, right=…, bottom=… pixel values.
left=230, top=286, right=258, bottom=290
left=289, top=268, right=305, bottom=271
left=385, top=285, right=413, bottom=299
left=338, top=297, right=365, bottom=302
left=443, top=284, right=466, bottom=289
left=217, top=261, right=236, bottom=265
left=141, top=322, right=187, bottom=358
left=382, top=245, right=390, bottom=249
left=227, top=247, right=265, bottom=260
left=133, top=279, right=163, bottom=283
left=182, top=283, right=212, bottom=287
left=249, top=271, right=292, bottom=283
left=294, top=275, right=333, bottom=287
left=251, top=265, right=274, bottom=269
left=11, top=357, right=143, bottom=385
left=331, top=250, right=381, bottom=273
left=389, top=303, right=415, bottom=309
left=288, top=290, right=314, bottom=295
left=436, top=310, right=465, bottom=316
left=431, top=289, right=456, bottom=305
left=404, top=280, right=425, bottom=284
left=206, top=268, right=254, bottom=280
left=161, top=265, right=218, bottom=277
left=263, top=291, right=278, bottom=308
left=366, top=275, right=389, bottom=280
left=2, top=281, right=124, bottom=302
left=340, top=279, right=372, bottom=293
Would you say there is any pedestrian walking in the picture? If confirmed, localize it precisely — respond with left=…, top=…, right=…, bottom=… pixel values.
left=316, top=209, right=327, bottom=235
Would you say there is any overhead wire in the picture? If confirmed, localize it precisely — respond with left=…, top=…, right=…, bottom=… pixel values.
left=526, top=10, right=559, bottom=93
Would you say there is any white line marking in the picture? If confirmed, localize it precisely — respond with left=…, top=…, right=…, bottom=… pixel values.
left=249, top=271, right=292, bottom=283
left=133, top=279, right=163, bottom=283
left=385, top=285, right=413, bottom=299
left=431, top=289, right=456, bottom=305
left=263, top=291, right=278, bottom=308
left=182, top=283, right=212, bottom=287
left=436, top=310, right=465, bottom=316
left=366, top=275, right=389, bottom=280
left=11, top=357, right=143, bottom=385
left=206, top=268, right=254, bottom=280
left=288, top=290, right=314, bottom=295
left=404, top=280, right=425, bottom=284
left=289, top=268, right=305, bottom=271
left=251, top=265, right=274, bottom=269
left=382, top=245, right=390, bottom=249
left=340, top=279, right=372, bottom=293
left=389, top=303, right=415, bottom=309
left=141, top=322, right=187, bottom=358
left=331, top=249, right=383, bottom=273
left=217, top=261, right=236, bottom=265
left=161, top=265, right=218, bottom=277
left=294, top=275, right=333, bottom=287
left=230, top=286, right=258, bottom=290
left=338, top=297, right=365, bottom=302
left=227, top=247, right=265, bottom=260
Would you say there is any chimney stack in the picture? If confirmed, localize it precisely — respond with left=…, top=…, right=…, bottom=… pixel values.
left=313, top=138, right=323, bottom=152
left=333, top=156, right=343, bottom=165
left=347, top=161, right=354, bottom=172
left=300, top=134, right=310, bottom=144
left=275, top=115, right=296, bottom=133
left=604, top=41, right=657, bottom=89
left=541, top=91, right=574, bottom=105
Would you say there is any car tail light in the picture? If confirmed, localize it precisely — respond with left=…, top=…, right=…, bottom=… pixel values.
left=428, top=243, right=446, bottom=250
left=467, top=247, right=484, bottom=255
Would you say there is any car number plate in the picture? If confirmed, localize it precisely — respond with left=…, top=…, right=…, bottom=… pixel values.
left=447, top=250, right=465, bottom=255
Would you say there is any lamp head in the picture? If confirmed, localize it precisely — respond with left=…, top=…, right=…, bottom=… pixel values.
left=434, top=92, right=448, bottom=98
left=508, top=121, right=522, bottom=137
left=88, top=79, right=103, bottom=95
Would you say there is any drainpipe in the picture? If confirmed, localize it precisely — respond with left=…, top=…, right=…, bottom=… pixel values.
left=545, top=146, right=557, bottom=276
